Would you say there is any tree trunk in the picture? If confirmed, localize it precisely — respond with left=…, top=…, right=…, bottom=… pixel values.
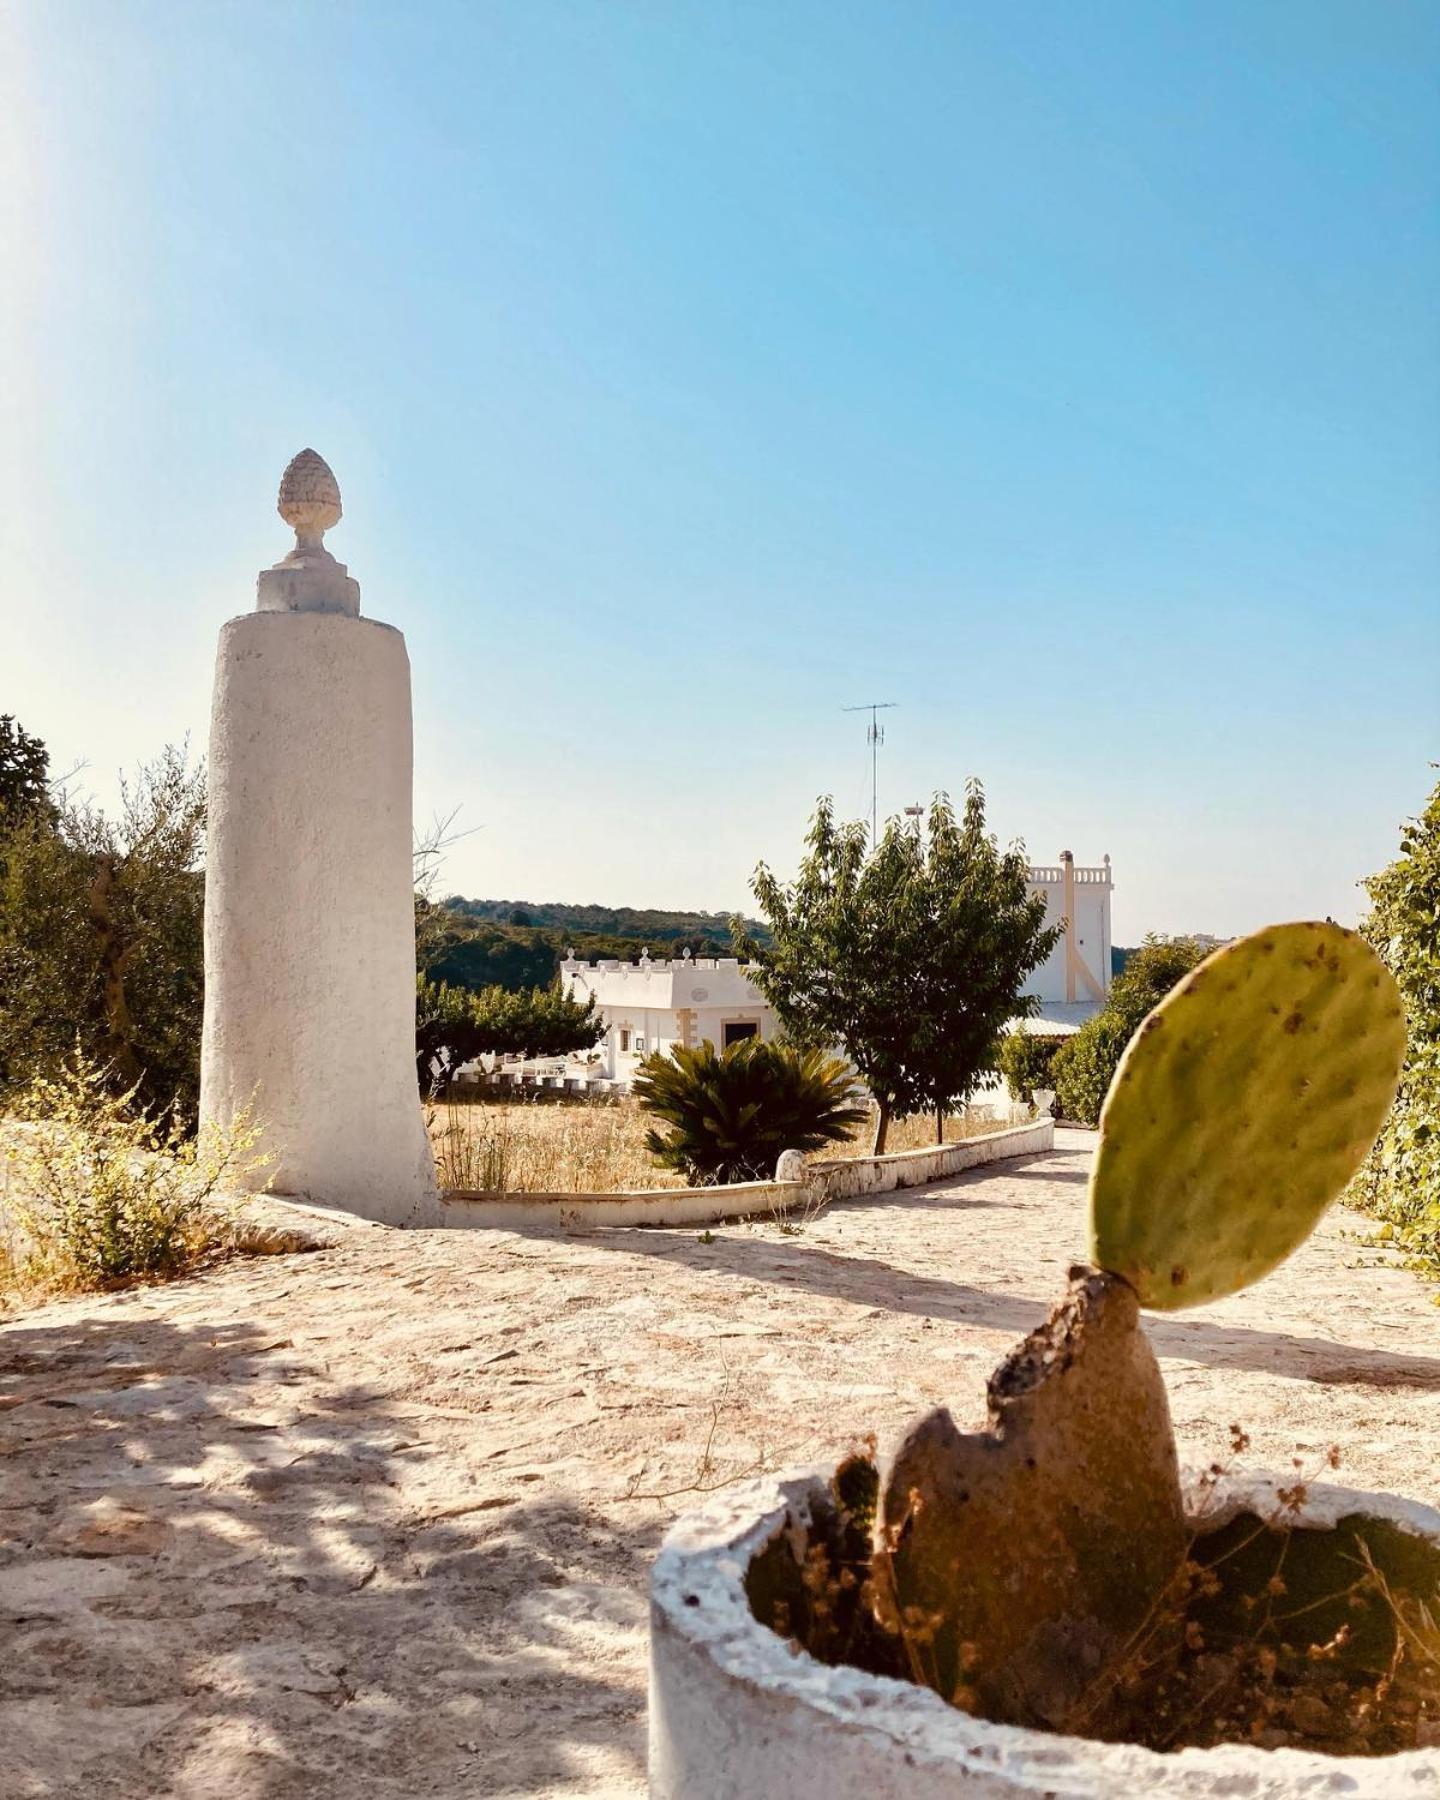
left=871, top=1100, right=890, bottom=1156
left=87, top=853, right=143, bottom=1090
left=936, top=1106, right=945, bottom=1146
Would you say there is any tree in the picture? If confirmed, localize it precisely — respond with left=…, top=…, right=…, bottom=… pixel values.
left=423, top=923, right=561, bottom=993
left=0, top=715, right=55, bottom=834
left=1049, top=934, right=1213, bottom=1124
left=0, top=746, right=206, bottom=1118
left=633, top=1037, right=868, bottom=1185
left=744, top=785, right=1062, bottom=1151
left=467, top=982, right=605, bottom=1060
left=416, top=979, right=487, bottom=1098
left=416, top=977, right=604, bottom=1098
left=1104, top=934, right=1217, bottom=1034
left=997, top=1029, right=1068, bottom=1107
left=1352, top=773, right=1440, bottom=1272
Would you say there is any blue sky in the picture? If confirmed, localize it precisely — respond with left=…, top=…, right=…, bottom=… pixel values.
left=3, top=1, right=1436, bottom=941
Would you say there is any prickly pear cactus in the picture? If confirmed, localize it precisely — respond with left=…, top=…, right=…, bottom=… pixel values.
left=1089, top=920, right=1406, bottom=1311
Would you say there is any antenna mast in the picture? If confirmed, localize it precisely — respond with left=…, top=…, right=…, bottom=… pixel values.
left=842, top=701, right=897, bottom=844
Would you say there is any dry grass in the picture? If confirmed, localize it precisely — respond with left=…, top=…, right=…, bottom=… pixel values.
left=824, top=1109, right=1013, bottom=1160
left=429, top=1096, right=682, bottom=1194
left=428, top=1093, right=1016, bottom=1195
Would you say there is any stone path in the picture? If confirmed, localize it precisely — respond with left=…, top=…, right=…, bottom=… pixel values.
left=3, top=1131, right=1439, bottom=1798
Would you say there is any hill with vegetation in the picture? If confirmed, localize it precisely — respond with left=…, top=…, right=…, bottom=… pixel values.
left=443, top=897, right=768, bottom=946
left=421, top=898, right=770, bottom=995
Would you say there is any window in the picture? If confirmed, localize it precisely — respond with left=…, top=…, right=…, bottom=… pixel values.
left=723, top=1020, right=759, bottom=1048
left=619, top=1028, right=631, bottom=1053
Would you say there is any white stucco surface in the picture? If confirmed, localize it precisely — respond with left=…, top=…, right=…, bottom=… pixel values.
left=560, top=955, right=777, bottom=1084
left=200, top=609, right=440, bottom=1226
left=651, top=1469, right=1440, bottom=1800
left=439, top=1178, right=801, bottom=1231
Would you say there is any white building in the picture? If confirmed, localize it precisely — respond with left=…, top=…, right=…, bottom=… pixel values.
left=559, top=852, right=1114, bottom=1087
left=560, top=951, right=777, bottom=1086
left=1021, top=851, right=1113, bottom=1034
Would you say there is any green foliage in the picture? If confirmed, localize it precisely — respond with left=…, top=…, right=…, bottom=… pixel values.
left=419, top=902, right=758, bottom=995
left=416, top=977, right=604, bottom=1096
left=633, top=1037, right=868, bottom=1186
left=1050, top=935, right=1213, bottom=1124
left=423, top=920, right=563, bottom=992
left=1089, top=921, right=1406, bottom=1309
left=1352, top=775, right=1440, bottom=1275
left=996, top=1030, right=1067, bottom=1106
left=442, top=894, right=768, bottom=953
left=1107, top=936, right=1218, bottom=1032
left=0, top=716, right=54, bottom=833
left=4, top=1045, right=266, bottom=1290
left=0, top=745, right=206, bottom=1119
left=468, top=982, right=605, bottom=1059
left=743, top=785, right=1061, bottom=1150
left=1048, top=1015, right=1129, bottom=1125
left=416, top=979, right=484, bottom=1095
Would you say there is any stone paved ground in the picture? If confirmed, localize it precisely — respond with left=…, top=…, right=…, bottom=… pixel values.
left=3, top=1131, right=1439, bottom=1799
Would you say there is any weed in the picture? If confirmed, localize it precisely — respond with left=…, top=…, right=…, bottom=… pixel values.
left=1, top=1046, right=266, bottom=1298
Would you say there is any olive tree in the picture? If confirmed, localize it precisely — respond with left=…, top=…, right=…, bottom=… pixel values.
left=0, top=746, right=205, bottom=1117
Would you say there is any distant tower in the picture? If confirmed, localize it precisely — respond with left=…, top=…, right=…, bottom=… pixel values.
left=199, top=451, right=440, bottom=1225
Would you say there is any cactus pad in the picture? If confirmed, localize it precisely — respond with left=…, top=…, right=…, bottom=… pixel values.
left=1089, top=921, right=1406, bottom=1310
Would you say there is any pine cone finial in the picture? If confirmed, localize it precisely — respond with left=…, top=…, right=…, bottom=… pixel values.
left=277, top=449, right=342, bottom=550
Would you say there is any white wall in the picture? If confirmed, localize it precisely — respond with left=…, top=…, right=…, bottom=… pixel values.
left=561, top=957, right=777, bottom=1083
left=1023, top=857, right=1112, bottom=1007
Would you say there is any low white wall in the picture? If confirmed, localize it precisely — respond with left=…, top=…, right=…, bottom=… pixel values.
left=438, top=1180, right=800, bottom=1231
left=437, top=1118, right=1053, bottom=1230
left=807, top=1118, right=1052, bottom=1202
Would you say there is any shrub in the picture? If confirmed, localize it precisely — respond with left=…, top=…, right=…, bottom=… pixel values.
left=633, top=1038, right=869, bottom=1186
left=1050, top=936, right=1213, bottom=1125
left=1050, top=1014, right=1131, bottom=1125
left=1351, top=776, right=1440, bottom=1275
left=996, top=1031, right=1067, bottom=1105
left=416, top=977, right=603, bottom=1098
left=0, top=745, right=205, bottom=1119
left=3, top=1046, right=266, bottom=1291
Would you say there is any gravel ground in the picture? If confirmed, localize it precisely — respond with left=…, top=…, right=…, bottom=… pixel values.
left=3, top=1130, right=1438, bottom=1798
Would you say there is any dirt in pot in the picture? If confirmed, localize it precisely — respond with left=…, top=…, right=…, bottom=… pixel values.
left=746, top=1458, right=1440, bottom=1757
left=744, top=1445, right=908, bottom=1686
left=1138, top=1506, right=1440, bottom=1755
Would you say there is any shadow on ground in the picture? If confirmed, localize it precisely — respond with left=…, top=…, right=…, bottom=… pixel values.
left=523, top=1213, right=1440, bottom=1392
left=0, top=1310, right=650, bottom=1799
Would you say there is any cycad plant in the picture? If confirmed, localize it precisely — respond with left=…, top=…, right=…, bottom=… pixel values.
left=633, top=1038, right=868, bottom=1186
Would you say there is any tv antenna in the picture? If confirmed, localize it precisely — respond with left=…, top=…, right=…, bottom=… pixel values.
left=842, top=701, right=896, bottom=843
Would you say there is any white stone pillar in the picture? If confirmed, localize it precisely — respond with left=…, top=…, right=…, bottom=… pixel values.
left=200, top=450, right=441, bottom=1226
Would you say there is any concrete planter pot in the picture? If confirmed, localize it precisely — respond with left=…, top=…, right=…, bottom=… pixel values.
left=650, top=1467, right=1440, bottom=1799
